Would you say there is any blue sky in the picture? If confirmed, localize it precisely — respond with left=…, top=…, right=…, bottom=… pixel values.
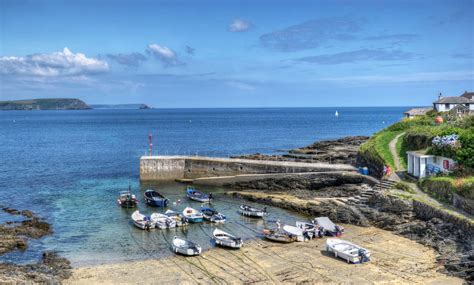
left=0, top=0, right=473, bottom=107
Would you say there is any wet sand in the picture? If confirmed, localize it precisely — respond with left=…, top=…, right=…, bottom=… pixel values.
left=66, top=225, right=462, bottom=284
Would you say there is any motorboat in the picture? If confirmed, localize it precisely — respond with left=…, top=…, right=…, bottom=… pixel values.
left=131, top=210, right=153, bottom=230
left=182, top=207, right=204, bottom=223
left=326, top=238, right=371, bottom=263
left=200, top=204, right=226, bottom=223
left=186, top=186, right=212, bottom=203
left=150, top=213, right=177, bottom=229
left=262, top=228, right=295, bottom=243
left=144, top=190, right=169, bottom=207
left=212, top=228, right=243, bottom=249
left=314, top=217, right=344, bottom=236
left=239, top=205, right=267, bottom=218
left=172, top=236, right=202, bottom=256
left=296, top=221, right=323, bottom=239
left=165, top=209, right=188, bottom=227
left=282, top=225, right=306, bottom=242
left=117, top=185, right=138, bottom=208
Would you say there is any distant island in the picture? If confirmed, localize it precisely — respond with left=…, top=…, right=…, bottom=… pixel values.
left=0, top=99, right=152, bottom=110
left=89, top=104, right=151, bottom=110
left=0, top=98, right=90, bottom=110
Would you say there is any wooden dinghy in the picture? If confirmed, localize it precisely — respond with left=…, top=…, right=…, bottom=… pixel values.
left=131, top=210, right=153, bottom=230
left=239, top=205, right=268, bottom=218
left=150, top=213, right=177, bottom=229
left=212, top=228, right=243, bottom=249
left=144, top=190, right=169, bottom=207
left=186, top=187, right=212, bottom=203
left=200, top=204, right=226, bottom=223
left=172, top=236, right=202, bottom=256
left=262, top=229, right=295, bottom=243
left=182, top=207, right=204, bottom=223
left=165, top=209, right=188, bottom=227
left=314, top=217, right=344, bottom=236
left=326, top=238, right=371, bottom=264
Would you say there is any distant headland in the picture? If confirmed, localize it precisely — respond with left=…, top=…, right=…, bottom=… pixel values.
left=0, top=99, right=151, bottom=110
left=89, top=104, right=151, bottom=110
left=0, top=98, right=90, bottom=110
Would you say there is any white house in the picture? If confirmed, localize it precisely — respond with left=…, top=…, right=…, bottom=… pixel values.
left=407, top=151, right=456, bottom=179
left=433, top=92, right=474, bottom=112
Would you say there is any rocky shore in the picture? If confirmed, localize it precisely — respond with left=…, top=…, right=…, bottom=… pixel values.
left=225, top=174, right=474, bottom=282
left=67, top=225, right=462, bottom=284
left=0, top=206, right=72, bottom=283
left=232, top=136, right=369, bottom=165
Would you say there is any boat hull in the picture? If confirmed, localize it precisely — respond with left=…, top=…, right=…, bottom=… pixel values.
left=145, top=198, right=169, bottom=207
left=186, top=217, right=203, bottom=223
left=326, top=238, right=371, bottom=264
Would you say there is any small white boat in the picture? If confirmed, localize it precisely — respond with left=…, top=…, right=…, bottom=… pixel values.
left=335, top=110, right=339, bottom=117
left=282, top=225, right=305, bottom=242
left=213, top=229, right=243, bottom=249
left=172, top=236, right=202, bottom=256
left=296, top=221, right=323, bottom=239
left=239, top=205, right=268, bottom=218
left=165, top=209, right=188, bottom=227
left=182, top=207, right=204, bottom=223
left=326, top=238, right=371, bottom=264
left=131, top=210, right=154, bottom=230
left=314, top=217, right=344, bottom=236
left=150, top=213, right=177, bottom=229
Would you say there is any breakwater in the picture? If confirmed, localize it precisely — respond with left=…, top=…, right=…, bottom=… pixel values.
left=139, top=155, right=356, bottom=181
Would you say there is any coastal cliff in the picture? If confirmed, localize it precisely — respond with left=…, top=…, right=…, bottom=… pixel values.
left=0, top=98, right=90, bottom=110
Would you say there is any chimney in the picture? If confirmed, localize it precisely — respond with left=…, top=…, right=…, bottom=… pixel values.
left=438, top=92, right=443, bottom=100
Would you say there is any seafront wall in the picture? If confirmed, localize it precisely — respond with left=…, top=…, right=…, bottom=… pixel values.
left=139, top=156, right=357, bottom=181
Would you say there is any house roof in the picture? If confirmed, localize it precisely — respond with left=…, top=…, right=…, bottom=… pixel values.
left=461, top=91, right=474, bottom=100
left=433, top=96, right=472, bottom=104
left=403, top=107, right=431, bottom=116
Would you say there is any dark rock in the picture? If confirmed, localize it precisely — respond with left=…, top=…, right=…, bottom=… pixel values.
left=232, top=136, right=369, bottom=165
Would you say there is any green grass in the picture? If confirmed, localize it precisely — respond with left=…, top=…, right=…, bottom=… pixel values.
left=421, top=176, right=474, bottom=200
left=374, top=131, right=401, bottom=169
left=396, top=133, right=407, bottom=170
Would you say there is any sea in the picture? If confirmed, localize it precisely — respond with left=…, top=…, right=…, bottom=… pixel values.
left=0, top=107, right=405, bottom=266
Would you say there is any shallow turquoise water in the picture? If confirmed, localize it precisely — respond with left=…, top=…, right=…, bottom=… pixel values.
left=0, top=108, right=405, bottom=265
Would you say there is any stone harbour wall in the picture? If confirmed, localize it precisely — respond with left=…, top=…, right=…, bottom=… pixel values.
left=140, top=155, right=357, bottom=181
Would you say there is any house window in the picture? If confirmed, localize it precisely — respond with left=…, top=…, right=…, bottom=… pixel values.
left=433, top=157, right=437, bottom=164
left=466, top=104, right=469, bottom=107
left=445, top=103, right=450, bottom=109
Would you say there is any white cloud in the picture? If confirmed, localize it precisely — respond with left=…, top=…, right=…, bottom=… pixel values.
left=228, top=19, right=252, bottom=32
left=0, top=48, right=109, bottom=76
left=146, top=44, right=183, bottom=67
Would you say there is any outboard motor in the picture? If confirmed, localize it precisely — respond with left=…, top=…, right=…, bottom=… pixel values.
left=358, top=249, right=370, bottom=263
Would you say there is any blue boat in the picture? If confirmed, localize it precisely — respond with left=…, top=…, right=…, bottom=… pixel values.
left=186, top=186, right=212, bottom=203
left=200, top=205, right=226, bottom=223
left=144, top=189, right=169, bottom=207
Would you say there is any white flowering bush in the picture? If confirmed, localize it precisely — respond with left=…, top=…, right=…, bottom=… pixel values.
left=432, top=134, right=460, bottom=149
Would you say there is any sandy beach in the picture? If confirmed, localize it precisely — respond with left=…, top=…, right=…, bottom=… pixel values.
left=66, top=224, right=462, bottom=284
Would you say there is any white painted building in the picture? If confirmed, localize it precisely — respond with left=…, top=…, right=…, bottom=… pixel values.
left=407, top=151, right=456, bottom=179
left=433, top=92, right=474, bottom=112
